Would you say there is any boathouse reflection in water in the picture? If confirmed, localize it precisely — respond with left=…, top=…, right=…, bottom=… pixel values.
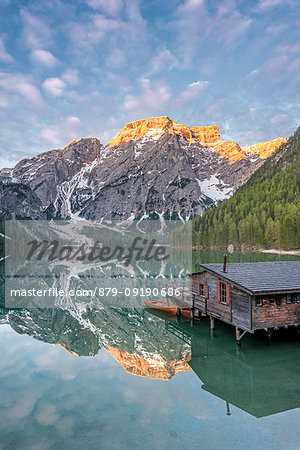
left=0, top=306, right=300, bottom=418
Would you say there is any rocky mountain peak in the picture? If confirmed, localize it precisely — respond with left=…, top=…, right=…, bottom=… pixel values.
left=0, top=137, right=103, bottom=216
left=106, top=345, right=191, bottom=380
left=107, top=116, right=286, bottom=164
left=0, top=118, right=289, bottom=221
left=106, top=116, right=248, bottom=164
left=108, top=116, right=222, bottom=147
left=242, top=137, right=288, bottom=159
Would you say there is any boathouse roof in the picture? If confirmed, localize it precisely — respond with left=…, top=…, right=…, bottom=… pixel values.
left=197, top=261, right=300, bottom=295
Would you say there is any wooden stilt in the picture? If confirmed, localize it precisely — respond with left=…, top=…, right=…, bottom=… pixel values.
left=190, top=308, right=194, bottom=327
left=235, top=327, right=247, bottom=348
left=226, top=402, right=231, bottom=416
left=266, top=328, right=274, bottom=342
left=210, top=316, right=215, bottom=338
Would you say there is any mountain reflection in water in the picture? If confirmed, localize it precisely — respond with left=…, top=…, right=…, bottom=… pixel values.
left=1, top=305, right=300, bottom=418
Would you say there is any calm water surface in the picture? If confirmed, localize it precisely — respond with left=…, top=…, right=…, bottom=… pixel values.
left=0, top=251, right=299, bottom=450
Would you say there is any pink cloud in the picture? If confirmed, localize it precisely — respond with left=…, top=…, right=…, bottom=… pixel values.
left=86, top=0, right=123, bottom=16
left=256, top=0, right=284, bottom=10
left=20, top=9, right=52, bottom=49
left=40, top=116, right=82, bottom=147
left=123, top=78, right=171, bottom=115
left=42, top=77, right=66, bottom=96
left=171, top=0, right=252, bottom=65
left=175, top=80, right=209, bottom=106
left=62, top=69, right=80, bottom=86
left=30, top=49, right=59, bottom=68
left=177, top=0, right=204, bottom=14
left=0, top=37, right=14, bottom=63
left=0, top=71, right=45, bottom=106
left=145, top=49, right=178, bottom=76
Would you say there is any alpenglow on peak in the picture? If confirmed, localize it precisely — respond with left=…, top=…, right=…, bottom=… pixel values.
left=107, top=116, right=287, bottom=163
left=108, top=116, right=220, bottom=147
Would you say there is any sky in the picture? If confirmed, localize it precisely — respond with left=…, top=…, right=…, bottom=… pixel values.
left=0, top=0, right=299, bottom=168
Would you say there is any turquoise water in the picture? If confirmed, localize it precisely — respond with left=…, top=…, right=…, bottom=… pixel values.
left=0, top=307, right=300, bottom=450
left=0, top=251, right=300, bottom=449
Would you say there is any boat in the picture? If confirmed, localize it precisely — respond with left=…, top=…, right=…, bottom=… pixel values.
left=180, top=307, right=192, bottom=318
left=144, top=299, right=192, bottom=318
left=144, top=299, right=179, bottom=315
left=144, top=307, right=180, bottom=322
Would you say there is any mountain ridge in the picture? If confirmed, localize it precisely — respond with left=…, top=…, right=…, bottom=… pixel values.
left=0, top=117, right=288, bottom=221
left=107, top=116, right=287, bottom=163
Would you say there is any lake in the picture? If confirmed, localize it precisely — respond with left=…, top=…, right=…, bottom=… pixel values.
left=0, top=251, right=300, bottom=449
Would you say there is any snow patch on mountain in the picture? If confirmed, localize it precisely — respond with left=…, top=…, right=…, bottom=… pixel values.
left=197, top=175, right=234, bottom=202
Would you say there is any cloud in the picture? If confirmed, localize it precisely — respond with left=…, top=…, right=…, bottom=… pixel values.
left=43, top=77, right=66, bottom=96
left=123, top=78, right=171, bottom=115
left=145, top=50, right=178, bottom=76
left=0, top=0, right=298, bottom=167
left=256, top=0, right=284, bottom=10
left=126, top=0, right=144, bottom=24
left=91, top=14, right=121, bottom=38
left=276, top=42, right=300, bottom=54
left=249, top=54, right=287, bottom=79
left=177, top=80, right=209, bottom=104
left=86, top=0, right=123, bottom=16
left=30, top=49, right=59, bottom=68
left=65, top=14, right=122, bottom=56
left=171, top=0, right=252, bottom=65
left=0, top=71, right=44, bottom=106
left=64, top=0, right=149, bottom=72
left=20, top=9, right=52, bottom=49
left=40, top=116, right=82, bottom=147
left=177, top=0, right=204, bottom=14
left=35, top=403, right=59, bottom=426
left=0, top=37, right=14, bottom=63
left=270, top=113, right=289, bottom=125
left=0, top=91, right=10, bottom=107
left=249, top=54, right=300, bottom=84
left=265, top=23, right=288, bottom=34
left=62, top=69, right=79, bottom=86
left=105, top=48, right=127, bottom=69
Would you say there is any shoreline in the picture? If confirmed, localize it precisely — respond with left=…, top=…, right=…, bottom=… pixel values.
left=259, top=249, right=300, bottom=255
left=188, top=246, right=300, bottom=255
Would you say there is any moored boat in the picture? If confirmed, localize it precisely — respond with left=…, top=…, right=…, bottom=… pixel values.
left=180, top=307, right=192, bottom=318
left=144, top=299, right=179, bottom=315
left=144, top=299, right=192, bottom=318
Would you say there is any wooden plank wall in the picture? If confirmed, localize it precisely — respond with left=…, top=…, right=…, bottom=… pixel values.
left=231, top=286, right=250, bottom=329
left=191, top=272, right=251, bottom=330
left=252, top=298, right=300, bottom=329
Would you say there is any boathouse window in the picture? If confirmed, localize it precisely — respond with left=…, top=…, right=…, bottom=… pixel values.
left=255, top=297, right=262, bottom=306
left=217, top=281, right=230, bottom=304
left=297, top=294, right=300, bottom=303
left=269, top=296, right=275, bottom=305
left=196, top=283, right=205, bottom=296
left=220, top=283, right=226, bottom=304
left=222, top=283, right=229, bottom=304
left=286, top=293, right=297, bottom=304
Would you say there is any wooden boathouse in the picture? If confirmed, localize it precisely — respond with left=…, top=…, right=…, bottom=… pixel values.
left=190, top=261, right=300, bottom=345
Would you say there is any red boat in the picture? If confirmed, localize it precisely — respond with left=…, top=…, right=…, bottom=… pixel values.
left=144, top=307, right=180, bottom=323
left=180, top=307, right=192, bottom=318
left=144, top=299, right=191, bottom=318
